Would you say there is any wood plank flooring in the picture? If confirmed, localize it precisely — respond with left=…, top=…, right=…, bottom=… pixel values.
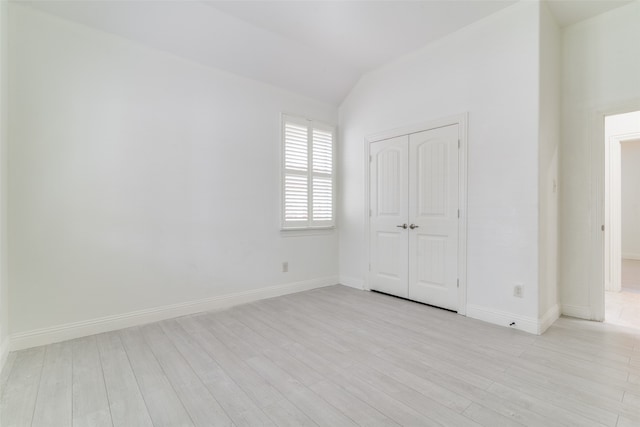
left=1, top=285, right=640, bottom=426
left=622, top=259, right=640, bottom=291
left=606, top=259, right=640, bottom=329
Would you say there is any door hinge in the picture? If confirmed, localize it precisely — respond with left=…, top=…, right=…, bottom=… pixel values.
left=457, top=279, right=460, bottom=288
left=369, top=155, right=372, bottom=162
left=369, top=208, right=372, bottom=217
left=458, top=139, right=460, bottom=149
left=601, top=225, right=605, bottom=231
left=457, top=209, right=460, bottom=218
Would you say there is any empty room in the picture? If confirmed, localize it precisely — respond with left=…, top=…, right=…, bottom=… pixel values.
left=0, top=0, right=639, bottom=426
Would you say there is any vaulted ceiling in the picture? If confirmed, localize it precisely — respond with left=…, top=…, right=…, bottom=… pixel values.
left=19, top=0, right=634, bottom=105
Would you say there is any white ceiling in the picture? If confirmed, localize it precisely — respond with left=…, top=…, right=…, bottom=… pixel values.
left=546, top=0, right=633, bottom=27
left=18, top=0, right=634, bottom=106
left=203, top=1, right=519, bottom=74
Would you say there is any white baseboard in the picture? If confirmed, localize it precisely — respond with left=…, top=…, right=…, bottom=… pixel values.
left=561, top=304, right=591, bottom=320
left=466, top=304, right=539, bottom=334
left=9, top=276, right=338, bottom=351
left=538, top=304, right=560, bottom=334
left=622, top=253, right=640, bottom=261
left=339, top=275, right=364, bottom=290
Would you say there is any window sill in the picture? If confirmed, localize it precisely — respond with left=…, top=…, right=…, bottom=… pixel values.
left=280, top=227, right=336, bottom=237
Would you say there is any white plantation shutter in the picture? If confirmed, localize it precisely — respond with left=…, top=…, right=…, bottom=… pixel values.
left=312, top=129, right=333, bottom=174
left=284, top=175, right=308, bottom=222
left=282, top=115, right=335, bottom=229
left=284, top=123, right=308, bottom=171
left=312, top=176, right=332, bottom=221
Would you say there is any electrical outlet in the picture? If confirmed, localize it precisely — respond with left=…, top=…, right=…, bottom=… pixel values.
left=282, top=262, right=288, bottom=273
left=513, top=284, right=523, bottom=298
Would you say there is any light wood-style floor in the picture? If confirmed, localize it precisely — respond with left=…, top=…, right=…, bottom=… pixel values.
left=606, top=259, right=640, bottom=329
left=606, top=290, right=640, bottom=330
left=1, top=285, right=640, bottom=427
left=621, top=259, right=640, bottom=292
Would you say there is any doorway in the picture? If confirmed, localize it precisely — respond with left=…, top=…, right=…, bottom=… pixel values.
left=603, top=110, right=640, bottom=329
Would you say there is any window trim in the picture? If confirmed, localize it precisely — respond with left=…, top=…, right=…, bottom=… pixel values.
left=281, top=113, right=336, bottom=231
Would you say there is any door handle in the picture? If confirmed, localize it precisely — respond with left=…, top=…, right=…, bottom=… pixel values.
left=396, top=224, right=408, bottom=229
left=409, top=224, right=419, bottom=229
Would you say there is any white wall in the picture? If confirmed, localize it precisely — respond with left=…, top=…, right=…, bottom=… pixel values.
left=538, top=2, right=561, bottom=324
left=622, top=140, right=640, bottom=259
left=0, top=0, right=9, bottom=365
left=8, top=5, right=338, bottom=337
left=560, top=1, right=640, bottom=318
left=338, top=1, right=541, bottom=328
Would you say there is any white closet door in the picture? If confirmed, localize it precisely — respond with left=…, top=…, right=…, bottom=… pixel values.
left=369, top=135, right=409, bottom=298
left=408, top=125, right=459, bottom=311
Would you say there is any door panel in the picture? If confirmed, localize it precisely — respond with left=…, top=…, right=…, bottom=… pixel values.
left=417, top=235, right=446, bottom=286
left=408, top=125, right=459, bottom=310
left=417, top=139, right=448, bottom=217
left=370, top=136, right=409, bottom=298
left=376, top=232, right=404, bottom=278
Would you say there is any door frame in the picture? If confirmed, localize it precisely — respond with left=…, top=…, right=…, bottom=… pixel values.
left=605, top=131, right=640, bottom=293
left=363, top=113, right=468, bottom=315
left=589, top=100, right=640, bottom=321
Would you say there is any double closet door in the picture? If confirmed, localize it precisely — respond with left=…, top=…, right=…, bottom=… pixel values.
left=369, top=124, right=460, bottom=311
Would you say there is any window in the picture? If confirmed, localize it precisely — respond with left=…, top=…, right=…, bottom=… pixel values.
left=282, top=114, right=335, bottom=229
